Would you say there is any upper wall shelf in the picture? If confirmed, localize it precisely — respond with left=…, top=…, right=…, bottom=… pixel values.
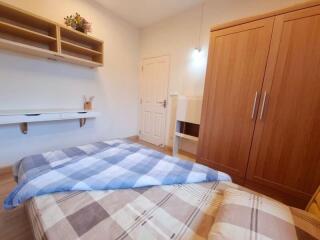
left=0, top=1, right=104, bottom=68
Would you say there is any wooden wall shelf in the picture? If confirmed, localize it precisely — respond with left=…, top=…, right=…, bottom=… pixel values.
left=0, top=1, right=104, bottom=68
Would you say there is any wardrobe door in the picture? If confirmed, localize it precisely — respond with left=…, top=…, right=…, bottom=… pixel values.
left=246, top=6, right=320, bottom=208
left=197, top=18, right=274, bottom=183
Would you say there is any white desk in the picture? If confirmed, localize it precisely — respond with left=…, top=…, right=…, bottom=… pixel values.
left=0, top=109, right=99, bottom=134
left=173, top=96, right=202, bottom=156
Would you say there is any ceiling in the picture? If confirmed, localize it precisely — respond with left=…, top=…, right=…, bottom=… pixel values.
left=94, top=0, right=205, bottom=28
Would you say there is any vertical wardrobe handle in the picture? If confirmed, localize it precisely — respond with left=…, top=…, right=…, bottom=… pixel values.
left=251, top=91, right=258, bottom=119
left=259, top=91, right=267, bottom=120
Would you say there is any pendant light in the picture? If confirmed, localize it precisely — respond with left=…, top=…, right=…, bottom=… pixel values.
left=194, top=2, right=205, bottom=53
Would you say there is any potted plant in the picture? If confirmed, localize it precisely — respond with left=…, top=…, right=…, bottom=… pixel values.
left=64, top=13, right=92, bottom=34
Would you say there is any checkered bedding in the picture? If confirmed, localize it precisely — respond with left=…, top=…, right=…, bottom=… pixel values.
left=26, top=181, right=239, bottom=240
left=4, top=139, right=231, bottom=209
left=209, top=188, right=320, bottom=240
left=26, top=182, right=320, bottom=240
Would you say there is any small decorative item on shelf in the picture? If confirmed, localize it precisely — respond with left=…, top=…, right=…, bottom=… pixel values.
left=83, top=96, right=95, bottom=110
left=64, top=13, right=92, bottom=34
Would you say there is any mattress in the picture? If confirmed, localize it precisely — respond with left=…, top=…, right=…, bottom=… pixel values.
left=14, top=138, right=319, bottom=239
left=26, top=182, right=320, bottom=240
left=26, top=181, right=242, bottom=240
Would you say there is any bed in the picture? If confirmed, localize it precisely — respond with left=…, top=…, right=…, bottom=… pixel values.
left=26, top=181, right=234, bottom=240
left=4, top=139, right=320, bottom=240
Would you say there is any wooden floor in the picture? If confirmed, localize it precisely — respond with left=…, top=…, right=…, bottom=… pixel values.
left=0, top=173, right=33, bottom=240
left=128, top=136, right=196, bottom=162
left=0, top=138, right=191, bottom=240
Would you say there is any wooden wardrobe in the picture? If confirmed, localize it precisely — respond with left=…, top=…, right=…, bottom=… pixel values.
left=197, top=1, right=320, bottom=208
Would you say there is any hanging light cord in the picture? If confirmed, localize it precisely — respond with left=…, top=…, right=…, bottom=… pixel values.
left=197, top=2, right=205, bottom=51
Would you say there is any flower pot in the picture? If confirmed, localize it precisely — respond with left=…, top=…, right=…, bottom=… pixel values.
left=76, top=26, right=85, bottom=33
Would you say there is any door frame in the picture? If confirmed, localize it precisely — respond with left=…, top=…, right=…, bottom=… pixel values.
left=139, top=55, right=170, bottom=146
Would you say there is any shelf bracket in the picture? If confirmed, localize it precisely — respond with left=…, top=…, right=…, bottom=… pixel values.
left=79, top=118, right=87, bottom=128
left=18, top=118, right=88, bottom=134
left=20, top=122, right=28, bottom=134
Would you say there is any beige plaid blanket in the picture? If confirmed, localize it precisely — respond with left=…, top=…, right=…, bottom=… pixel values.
left=209, top=188, right=320, bottom=240
left=26, top=182, right=320, bottom=240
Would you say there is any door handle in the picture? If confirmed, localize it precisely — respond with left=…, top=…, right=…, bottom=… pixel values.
left=157, top=100, right=167, bottom=108
left=259, top=91, right=268, bottom=120
left=251, top=91, right=259, bottom=119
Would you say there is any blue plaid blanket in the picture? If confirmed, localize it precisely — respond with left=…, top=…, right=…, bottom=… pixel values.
left=4, top=139, right=231, bottom=209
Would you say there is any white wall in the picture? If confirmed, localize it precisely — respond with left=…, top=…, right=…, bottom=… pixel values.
left=0, top=0, right=309, bottom=166
left=0, top=0, right=140, bottom=166
left=140, top=0, right=307, bottom=147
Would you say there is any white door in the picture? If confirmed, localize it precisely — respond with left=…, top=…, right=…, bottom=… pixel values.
left=140, top=56, right=170, bottom=146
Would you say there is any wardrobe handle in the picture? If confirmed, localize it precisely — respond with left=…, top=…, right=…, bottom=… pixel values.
left=259, top=91, right=267, bottom=120
left=251, top=91, right=258, bottom=119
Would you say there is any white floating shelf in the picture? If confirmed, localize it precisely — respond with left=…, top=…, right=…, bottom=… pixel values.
left=0, top=109, right=99, bottom=134
left=175, top=132, right=199, bottom=142
left=173, top=96, right=202, bottom=157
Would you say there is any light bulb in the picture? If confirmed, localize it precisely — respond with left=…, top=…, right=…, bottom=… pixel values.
left=192, top=48, right=202, bottom=60
left=190, top=47, right=206, bottom=72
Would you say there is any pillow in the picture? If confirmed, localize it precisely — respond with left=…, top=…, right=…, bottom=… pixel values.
left=209, top=188, right=320, bottom=240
